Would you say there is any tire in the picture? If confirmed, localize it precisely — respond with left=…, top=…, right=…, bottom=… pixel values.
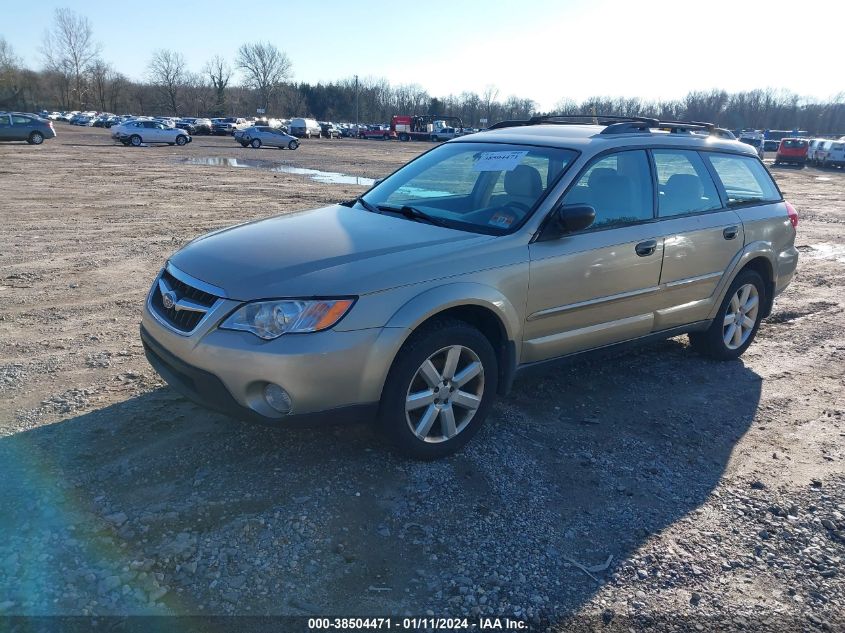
left=399, top=133, right=410, bottom=142
left=383, top=133, right=389, bottom=140
left=378, top=318, right=498, bottom=460
left=250, top=138, right=261, bottom=149
left=688, top=269, right=766, bottom=360
left=176, top=135, right=188, bottom=146
left=129, top=135, right=142, bottom=147
left=28, top=131, right=45, bottom=145
left=288, top=140, right=299, bottom=150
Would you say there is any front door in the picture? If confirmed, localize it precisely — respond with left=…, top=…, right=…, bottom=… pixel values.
left=524, top=150, right=662, bottom=362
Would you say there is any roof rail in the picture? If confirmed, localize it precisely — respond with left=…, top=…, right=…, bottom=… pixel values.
left=487, top=114, right=658, bottom=130
left=489, top=113, right=735, bottom=139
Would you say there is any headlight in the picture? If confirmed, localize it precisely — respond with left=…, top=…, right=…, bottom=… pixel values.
left=219, top=298, right=355, bottom=340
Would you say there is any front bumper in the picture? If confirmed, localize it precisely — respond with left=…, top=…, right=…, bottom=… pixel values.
left=141, top=325, right=377, bottom=425
left=140, top=283, right=406, bottom=423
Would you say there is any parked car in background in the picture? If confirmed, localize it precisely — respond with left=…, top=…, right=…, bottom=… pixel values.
left=140, top=115, right=798, bottom=459
left=359, top=124, right=394, bottom=140
left=212, top=117, right=249, bottom=135
left=738, top=131, right=765, bottom=158
left=288, top=117, right=322, bottom=138
left=763, top=139, right=780, bottom=152
left=431, top=127, right=463, bottom=142
left=320, top=122, right=342, bottom=138
left=817, top=140, right=845, bottom=168
left=111, top=120, right=192, bottom=146
left=0, top=112, right=57, bottom=144
left=177, top=118, right=213, bottom=135
left=234, top=126, right=300, bottom=150
left=774, top=138, right=809, bottom=167
left=807, top=138, right=827, bottom=165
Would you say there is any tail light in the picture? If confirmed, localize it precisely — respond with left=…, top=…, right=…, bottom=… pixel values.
left=785, top=201, right=798, bottom=229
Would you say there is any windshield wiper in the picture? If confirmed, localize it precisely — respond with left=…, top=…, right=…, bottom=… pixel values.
left=377, top=204, right=446, bottom=226
left=354, top=197, right=380, bottom=214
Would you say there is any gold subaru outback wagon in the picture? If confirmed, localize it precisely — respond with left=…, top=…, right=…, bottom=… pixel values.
left=141, top=115, right=799, bottom=459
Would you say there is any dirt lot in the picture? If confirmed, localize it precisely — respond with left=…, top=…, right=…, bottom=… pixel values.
left=0, top=125, right=843, bottom=631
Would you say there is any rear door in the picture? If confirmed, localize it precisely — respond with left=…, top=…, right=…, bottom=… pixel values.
left=524, top=149, right=663, bottom=362
left=10, top=114, right=34, bottom=140
left=650, top=149, right=744, bottom=330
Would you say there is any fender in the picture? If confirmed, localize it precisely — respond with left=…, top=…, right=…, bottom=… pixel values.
left=384, top=281, right=522, bottom=342
left=706, top=240, right=776, bottom=321
left=357, top=282, right=524, bottom=400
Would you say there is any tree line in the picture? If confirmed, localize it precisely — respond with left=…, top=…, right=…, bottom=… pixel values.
left=1, top=8, right=844, bottom=134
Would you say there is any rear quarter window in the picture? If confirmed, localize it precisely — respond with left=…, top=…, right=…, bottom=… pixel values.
left=704, top=153, right=781, bottom=206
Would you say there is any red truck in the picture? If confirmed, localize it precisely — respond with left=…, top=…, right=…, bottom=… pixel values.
left=358, top=125, right=395, bottom=140
left=391, top=114, right=465, bottom=141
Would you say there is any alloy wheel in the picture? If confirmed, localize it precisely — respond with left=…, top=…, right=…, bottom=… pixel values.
left=723, top=283, right=759, bottom=350
left=405, top=345, right=484, bottom=443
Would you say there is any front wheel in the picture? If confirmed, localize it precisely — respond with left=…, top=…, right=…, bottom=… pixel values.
left=689, top=269, right=765, bottom=360
left=28, top=131, right=45, bottom=145
left=378, top=319, right=498, bottom=459
left=288, top=140, right=299, bottom=150
left=175, top=135, right=188, bottom=146
left=250, top=138, right=261, bottom=149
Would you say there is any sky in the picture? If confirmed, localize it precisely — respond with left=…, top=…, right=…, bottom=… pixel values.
left=3, top=0, right=843, bottom=111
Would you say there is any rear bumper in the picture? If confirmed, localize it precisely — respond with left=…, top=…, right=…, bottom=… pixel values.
left=776, top=154, right=806, bottom=163
left=141, top=325, right=378, bottom=426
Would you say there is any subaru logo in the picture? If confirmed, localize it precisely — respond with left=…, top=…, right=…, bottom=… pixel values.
left=162, top=290, right=178, bottom=310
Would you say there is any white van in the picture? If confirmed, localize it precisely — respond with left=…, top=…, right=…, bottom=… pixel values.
left=817, top=140, right=845, bottom=168
left=807, top=138, right=827, bottom=165
left=288, top=117, right=321, bottom=139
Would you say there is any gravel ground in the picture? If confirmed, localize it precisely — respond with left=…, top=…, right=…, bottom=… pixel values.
left=0, top=125, right=843, bottom=631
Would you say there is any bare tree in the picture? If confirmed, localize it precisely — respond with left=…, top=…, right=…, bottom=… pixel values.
left=148, top=49, right=187, bottom=115
left=482, top=84, right=499, bottom=125
left=236, top=42, right=292, bottom=113
left=89, top=58, right=111, bottom=111
left=203, top=55, right=231, bottom=116
left=41, top=8, right=100, bottom=109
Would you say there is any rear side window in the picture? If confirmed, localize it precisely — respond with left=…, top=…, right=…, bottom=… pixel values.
left=704, top=153, right=781, bottom=206
left=11, top=115, right=32, bottom=125
left=652, top=150, right=722, bottom=217
left=563, top=150, right=653, bottom=228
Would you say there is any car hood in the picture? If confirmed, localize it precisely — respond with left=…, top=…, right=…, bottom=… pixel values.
left=169, top=205, right=494, bottom=300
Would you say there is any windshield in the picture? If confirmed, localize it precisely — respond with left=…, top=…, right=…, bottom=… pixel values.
left=360, top=142, right=578, bottom=234
left=782, top=139, right=807, bottom=148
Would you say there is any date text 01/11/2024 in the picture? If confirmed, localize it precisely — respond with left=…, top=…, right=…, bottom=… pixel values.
left=307, top=617, right=528, bottom=630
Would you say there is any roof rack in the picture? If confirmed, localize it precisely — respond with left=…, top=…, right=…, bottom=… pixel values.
left=488, top=113, right=735, bottom=139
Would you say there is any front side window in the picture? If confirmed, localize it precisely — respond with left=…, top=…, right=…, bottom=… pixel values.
left=652, top=150, right=722, bottom=217
left=361, top=142, right=577, bottom=234
left=704, top=153, right=781, bottom=206
left=562, top=150, right=653, bottom=228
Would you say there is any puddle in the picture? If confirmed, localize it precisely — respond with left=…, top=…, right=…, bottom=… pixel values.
left=797, top=243, right=845, bottom=263
left=178, top=157, right=375, bottom=186
left=815, top=176, right=832, bottom=181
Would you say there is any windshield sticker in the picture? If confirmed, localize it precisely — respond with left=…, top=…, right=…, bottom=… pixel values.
left=488, top=212, right=515, bottom=228
left=473, top=151, right=528, bottom=172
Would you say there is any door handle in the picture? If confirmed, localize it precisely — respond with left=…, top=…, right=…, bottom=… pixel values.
left=635, top=239, right=657, bottom=257
left=723, top=225, right=739, bottom=240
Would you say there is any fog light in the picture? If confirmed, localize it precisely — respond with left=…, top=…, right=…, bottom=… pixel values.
left=263, top=383, right=292, bottom=414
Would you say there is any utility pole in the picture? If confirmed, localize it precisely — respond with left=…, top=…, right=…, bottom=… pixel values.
left=355, top=74, right=359, bottom=127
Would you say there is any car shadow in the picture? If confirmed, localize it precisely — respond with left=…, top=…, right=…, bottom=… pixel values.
left=0, top=338, right=761, bottom=624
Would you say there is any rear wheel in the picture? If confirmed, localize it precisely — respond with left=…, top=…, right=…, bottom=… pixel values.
left=28, top=131, right=45, bottom=145
left=379, top=319, right=497, bottom=459
left=689, top=269, right=765, bottom=360
left=129, top=135, right=142, bottom=147
left=250, top=138, right=261, bottom=149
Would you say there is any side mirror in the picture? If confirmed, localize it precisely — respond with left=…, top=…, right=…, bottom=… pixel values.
left=557, top=204, right=596, bottom=233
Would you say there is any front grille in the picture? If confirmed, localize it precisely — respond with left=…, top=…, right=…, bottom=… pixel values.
left=150, top=269, right=218, bottom=333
